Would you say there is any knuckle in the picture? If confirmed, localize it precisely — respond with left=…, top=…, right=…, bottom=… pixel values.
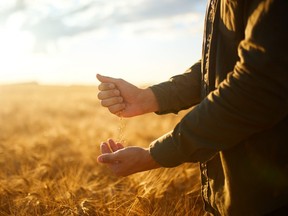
left=109, top=83, right=115, bottom=89
left=108, top=103, right=125, bottom=115
left=97, top=92, right=102, bottom=99
left=100, top=100, right=106, bottom=107
left=113, top=89, right=120, bottom=96
left=99, top=83, right=114, bottom=91
left=108, top=106, right=118, bottom=114
left=118, top=97, right=123, bottom=103
left=97, top=84, right=103, bottom=91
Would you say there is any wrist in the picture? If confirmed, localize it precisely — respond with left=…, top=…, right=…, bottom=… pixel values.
left=144, top=148, right=161, bottom=170
left=139, top=88, right=159, bottom=114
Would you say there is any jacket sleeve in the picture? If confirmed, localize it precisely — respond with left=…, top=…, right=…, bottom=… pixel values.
left=150, top=0, right=288, bottom=167
left=149, top=60, right=202, bottom=114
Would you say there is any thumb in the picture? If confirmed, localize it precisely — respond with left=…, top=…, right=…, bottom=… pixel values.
left=96, top=74, right=117, bottom=84
left=97, top=153, right=119, bottom=164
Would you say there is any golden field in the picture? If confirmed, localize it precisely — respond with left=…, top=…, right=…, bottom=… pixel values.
left=0, top=84, right=203, bottom=216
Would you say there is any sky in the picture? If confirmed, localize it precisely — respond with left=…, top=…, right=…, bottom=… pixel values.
left=0, top=0, right=206, bottom=85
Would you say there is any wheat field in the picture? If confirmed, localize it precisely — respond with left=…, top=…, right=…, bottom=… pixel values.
left=0, top=84, right=204, bottom=216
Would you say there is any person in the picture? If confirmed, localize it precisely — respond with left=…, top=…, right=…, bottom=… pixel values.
left=96, top=0, right=288, bottom=215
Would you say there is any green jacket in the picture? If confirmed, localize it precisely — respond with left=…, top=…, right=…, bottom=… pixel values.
left=149, top=0, right=288, bottom=215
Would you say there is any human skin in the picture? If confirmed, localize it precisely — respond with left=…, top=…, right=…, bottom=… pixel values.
left=97, top=139, right=160, bottom=177
left=96, top=74, right=161, bottom=176
left=96, top=74, right=159, bottom=117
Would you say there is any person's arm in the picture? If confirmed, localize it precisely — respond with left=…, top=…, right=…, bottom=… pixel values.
left=150, top=60, right=202, bottom=114
left=96, top=60, right=202, bottom=117
left=150, top=0, right=288, bottom=167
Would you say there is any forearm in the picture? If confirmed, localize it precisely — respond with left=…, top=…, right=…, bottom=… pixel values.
left=138, top=87, right=160, bottom=114
left=150, top=61, right=202, bottom=115
left=150, top=0, right=288, bottom=166
left=151, top=67, right=288, bottom=166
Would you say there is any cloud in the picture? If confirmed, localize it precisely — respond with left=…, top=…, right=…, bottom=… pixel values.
left=0, top=0, right=26, bottom=24
left=0, top=0, right=206, bottom=51
left=110, top=0, right=204, bottom=22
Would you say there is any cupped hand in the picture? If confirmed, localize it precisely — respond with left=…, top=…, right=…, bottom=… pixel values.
left=97, top=139, right=161, bottom=177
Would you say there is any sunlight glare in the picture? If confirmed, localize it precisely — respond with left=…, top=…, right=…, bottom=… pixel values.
left=0, top=26, right=35, bottom=82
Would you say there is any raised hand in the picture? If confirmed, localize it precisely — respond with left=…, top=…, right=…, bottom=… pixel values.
left=96, top=74, right=159, bottom=117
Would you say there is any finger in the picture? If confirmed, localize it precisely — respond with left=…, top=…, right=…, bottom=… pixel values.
left=100, top=142, right=112, bottom=154
left=108, top=103, right=126, bottom=115
left=100, top=97, right=123, bottom=107
left=96, top=74, right=118, bottom=84
left=116, top=142, right=125, bottom=150
left=108, top=139, right=119, bottom=152
left=98, top=82, right=116, bottom=91
left=97, top=89, right=120, bottom=100
left=97, top=153, right=118, bottom=164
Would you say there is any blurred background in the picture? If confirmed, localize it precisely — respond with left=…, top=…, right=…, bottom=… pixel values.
left=0, top=2, right=206, bottom=214
left=0, top=0, right=205, bottom=85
